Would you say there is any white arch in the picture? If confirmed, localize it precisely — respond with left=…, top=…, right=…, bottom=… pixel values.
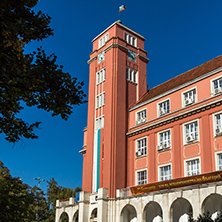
left=121, top=204, right=137, bottom=222
left=202, top=193, right=222, bottom=220
left=72, top=210, right=78, bottom=222
left=170, top=198, right=193, bottom=222
left=59, top=212, right=69, bottom=222
left=143, top=201, right=163, bottom=222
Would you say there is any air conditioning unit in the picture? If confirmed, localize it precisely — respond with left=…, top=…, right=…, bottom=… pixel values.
left=157, top=145, right=163, bottom=151
left=141, top=118, right=146, bottom=123
left=160, top=108, right=166, bottom=116
left=163, top=142, right=170, bottom=149
left=136, top=150, right=142, bottom=157
left=137, top=119, right=141, bottom=125
left=186, top=135, right=195, bottom=143
left=214, top=87, right=222, bottom=95
left=216, top=127, right=222, bottom=135
left=185, top=98, right=194, bottom=105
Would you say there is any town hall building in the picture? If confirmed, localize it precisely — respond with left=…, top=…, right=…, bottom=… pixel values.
left=55, top=21, right=222, bottom=222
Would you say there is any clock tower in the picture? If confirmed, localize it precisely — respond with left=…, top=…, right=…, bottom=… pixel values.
left=81, top=20, right=149, bottom=197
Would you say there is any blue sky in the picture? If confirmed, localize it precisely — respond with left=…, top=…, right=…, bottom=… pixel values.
left=1, top=0, right=222, bottom=193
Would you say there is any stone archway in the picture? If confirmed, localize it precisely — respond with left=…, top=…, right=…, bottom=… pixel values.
left=59, top=212, right=69, bottom=222
left=121, top=204, right=137, bottom=222
left=90, top=208, right=97, bottom=222
left=202, top=193, right=222, bottom=220
left=170, top=198, right=193, bottom=222
left=72, top=210, right=78, bottom=222
left=143, top=201, right=163, bottom=222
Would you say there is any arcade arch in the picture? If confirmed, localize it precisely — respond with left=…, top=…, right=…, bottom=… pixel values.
left=170, top=198, right=193, bottom=222
left=59, top=212, right=69, bottom=222
left=143, top=201, right=163, bottom=222
left=90, top=208, right=97, bottom=222
left=121, top=204, right=137, bottom=222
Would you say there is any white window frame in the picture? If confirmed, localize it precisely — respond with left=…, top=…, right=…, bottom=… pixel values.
left=126, top=67, right=137, bottom=84
left=157, top=99, right=170, bottom=116
left=211, top=75, right=222, bottom=96
left=185, top=157, right=201, bottom=176
left=96, top=68, right=106, bottom=85
left=183, top=119, right=199, bottom=145
left=215, top=152, right=222, bottom=171
left=124, top=32, right=137, bottom=47
left=99, top=33, right=109, bottom=49
left=136, top=169, right=147, bottom=185
left=135, top=136, right=147, bottom=157
left=95, top=115, right=104, bottom=130
left=213, top=112, right=222, bottom=137
left=96, top=92, right=105, bottom=109
left=136, top=108, right=147, bottom=125
left=159, top=164, right=172, bottom=181
left=157, top=129, right=171, bottom=151
left=182, top=87, right=197, bottom=107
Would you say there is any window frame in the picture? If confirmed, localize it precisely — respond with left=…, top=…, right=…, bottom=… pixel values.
left=96, top=92, right=105, bottom=109
left=157, top=99, right=170, bottom=117
left=135, top=136, right=147, bottom=158
left=96, top=68, right=106, bottom=85
left=98, top=33, right=109, bottom=49
left=136, top=169, right=147, bottom=185
left=182, top=87, right=197, bottom=107
left=211, top=75, right=222, bottom=96
left=124, top=32, right=137, bottom=47
left=183, top=119, right=199, bottom=145
left=213, top=111, right=222, bottom=137
left=215, top=152, right=222, bottom=171
left=158, top=164, right=172, bottom=181
left=95, top=115, right=105, bottom=130
left=157, top=128, right=171, bottom=152
left=184, top=157, right=201, bottom=176
left=126, top=67, right=137, bottom=84
left=135, top=108, right=147, bottom=125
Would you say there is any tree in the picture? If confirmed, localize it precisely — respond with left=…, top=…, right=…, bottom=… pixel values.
left=0, top=0, right=86, bottom=143
left=46, top=178, right=81, bottom=222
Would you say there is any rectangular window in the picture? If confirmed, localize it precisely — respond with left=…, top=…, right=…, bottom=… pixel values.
left=184, top=89, right=196, bottom=106
left=215, top=113, right=222, bottom=136
left=96, top=116, right=104, bottom=130
left=159, top=100, right=170, bottom=116
left=186, top=159, right=200, bottom=176
left=96, top=92, right=105, bottom=109
left=96, top=68, right=106, bottom=85
left=157, top=130, right=171, bottom=151
left=124, top=32, right=137, bottom=47
left=184, top=121, right=198, bottom=144
left=136, top=137, right=147, bottom=157
left=137, top=170, right=147, bottom=185
left=136, top=110, right=146, bottom=125
left=218, top=154, right=222, bottom=170
left=126, top=67, right=137, bottom=84
left=160, top=165, right=172, bottom=181
left=99, top=33, right=109, bottom=48
left=212, top=77, right=222, bottom=95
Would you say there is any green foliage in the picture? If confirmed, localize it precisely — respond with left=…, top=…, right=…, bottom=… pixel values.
left=0, top=0, right=86, bottom=143
left=0, top=161, right=82, bottom=222
left=189, top=211, right=222, bottom=222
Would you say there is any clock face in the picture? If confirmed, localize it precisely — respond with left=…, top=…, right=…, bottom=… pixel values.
left=128, top=50, right=136, bottom=62
left=98, top=51, right=105, bottom=64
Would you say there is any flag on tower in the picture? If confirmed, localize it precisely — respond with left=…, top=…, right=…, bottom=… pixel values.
left=119, top=5, right=126, bottom=12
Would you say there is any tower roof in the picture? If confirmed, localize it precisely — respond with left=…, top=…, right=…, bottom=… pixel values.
left=92, top=20, right=145, bottom=42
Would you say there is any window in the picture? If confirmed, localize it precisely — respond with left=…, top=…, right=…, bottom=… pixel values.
left=159, top=165, right=172, bottom=181
left=126, top=67, right=137, bottom=83
left=99, top=33, right=109, bottom=48
left=183, top=88, right=196, bottom=106
left=184, top=121, right=199, bottom=144
left=218, top=154, right=222, bottom=170
left=159, top=100, right=170, bottom=116
left=124, top=32, right=137, bottom=47
left=95, top=116, right=104, bottom=130
left=212, top=77, right=222, bottom=95
left=186, top=159, right=200, bottom=176
left=136, top=109, right=146, bottom=125
left=214, top=113, right=222, bottom=136
left=96, top=92, right=105, bottom=108
left=157, top=130, right=171, bottom=151
left=137, top=170, right=147, bottom=185
left=96, top=68, right=106, bottom=85
left=136, top=137, right=147, bottom=157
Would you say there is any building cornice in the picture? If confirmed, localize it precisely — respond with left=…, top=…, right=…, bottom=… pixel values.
left=79, top=148, right=86, bottom=154
left=130, top=67, right=222, bottom=111
left=127, top=97, right=222, bottom=137
left=87, top=56, right=97, bottom=65
left=137, top=54, right=149, bottom=64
